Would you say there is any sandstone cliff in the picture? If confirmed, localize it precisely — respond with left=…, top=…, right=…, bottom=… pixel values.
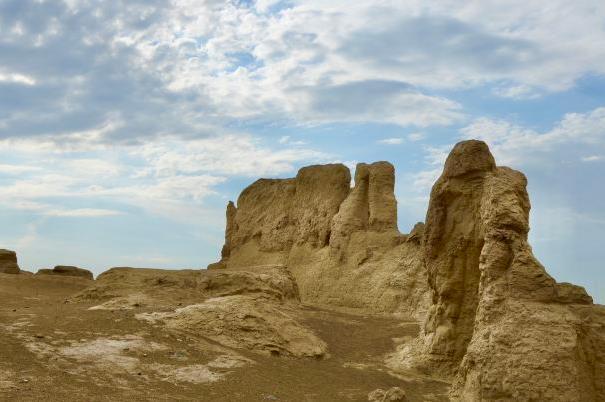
left=210, top=162, right=430, bottom=319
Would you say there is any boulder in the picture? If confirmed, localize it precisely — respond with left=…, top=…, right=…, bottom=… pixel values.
left=0, top=249, right=20, bottom=274
left=368, top=387, right=407, bottom=401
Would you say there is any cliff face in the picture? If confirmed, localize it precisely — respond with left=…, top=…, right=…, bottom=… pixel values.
left=213, top=164, right=351, bottom=269
left=211, top=161, right=430, bottom=319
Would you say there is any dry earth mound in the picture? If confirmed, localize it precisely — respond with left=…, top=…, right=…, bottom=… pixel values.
left=72, top=266, right=327, bottom=358
left=37, top=265, right=93, bottom=280
left=388, top=140, right=605, bottom=401
left=0, top=249, right=20, bottom=274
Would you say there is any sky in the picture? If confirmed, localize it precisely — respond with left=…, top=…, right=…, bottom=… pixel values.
left=0, top=0, right=604, bottom=302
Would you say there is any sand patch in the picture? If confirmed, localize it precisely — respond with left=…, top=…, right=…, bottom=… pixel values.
left=58, top=335, right=167, bottom=372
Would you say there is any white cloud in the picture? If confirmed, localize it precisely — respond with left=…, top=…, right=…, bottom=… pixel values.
left=3, top=0, right=604, bottom=147
left=138, top=0, right=605, bottom=125
left=0, top=130, right=330, bottom=224
left=492, top=84, right=540, bottom=100
left=44, top=208, right=123, bottom=217
left=0, top=71, right=36, bottom=86
left=0, top=164, right=42, bottom=174
left=278, top=135, right=306, bottom=146
left=378, top=138, right=404, bottom=145
left=407, top=132, right=425, bottom=141
left=582, top=155, right=603, bottom=162
left=131, top=134, right=328, bottom=178
left=461, top=107, right=605, bottom=166
left=410, top=168, right=442, bottom=192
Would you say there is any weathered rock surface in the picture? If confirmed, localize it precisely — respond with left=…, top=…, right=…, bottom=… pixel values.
left=211, top=161, right=429, bottom=319
left=74, top=265, right=299, bottom=304
left=137, top=295, right=327, bottom=358
left=209, top=140, right=605, bottom=400
left=73, top=266, right=327, bottom=358
left=37, top=266, right=93, bottom=280
left=0, top=249, right=20, bottom=274
left=389, top=140, right=605, bottom=401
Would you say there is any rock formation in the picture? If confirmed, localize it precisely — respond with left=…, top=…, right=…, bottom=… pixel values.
left=388, top=140, right=605, bottom=401
left=0, top=249, right=20, bottom=274
left=211, top=162, right=429, bottom=319
left=37, top=265, right=93, bottom=280
left=212, top=139, right=604, bottom=400
left=72, top=266, right=327, bottom=358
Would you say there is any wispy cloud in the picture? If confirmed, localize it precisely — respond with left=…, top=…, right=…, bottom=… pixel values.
left=460, top=107, right=605, bottom=166
left=377, top=138, right=404, bottom=145
left=582, top=155, right=603, bottom=162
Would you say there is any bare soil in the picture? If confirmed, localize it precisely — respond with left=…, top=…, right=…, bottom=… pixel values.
left=0, top=273, right=448, bottom=401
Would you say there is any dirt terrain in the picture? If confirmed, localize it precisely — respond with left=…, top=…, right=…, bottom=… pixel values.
left=0, top=273, right=448, bottom=401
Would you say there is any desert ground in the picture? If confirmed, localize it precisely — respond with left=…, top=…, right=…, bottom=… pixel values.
left=0, top=272, right=448, bottom=401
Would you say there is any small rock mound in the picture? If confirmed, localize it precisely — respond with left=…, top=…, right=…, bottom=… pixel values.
left=72, top=265, right=326, bottom=359
left=73, top=265, right=299, bottom=304
left=137, top=295, right=327, bottom=358
left=0, top=249, right=20, bottom=274
left=368, top=387, right=407, bottom=402
left=37, top=266, right=93, bottom=280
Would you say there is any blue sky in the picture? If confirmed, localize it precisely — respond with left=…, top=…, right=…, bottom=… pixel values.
left=0, top=0, right=604, bottom=302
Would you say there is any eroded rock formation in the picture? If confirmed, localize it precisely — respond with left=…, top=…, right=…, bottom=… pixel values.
left=0, top=249, right=20, bottom=274
left=388, top=140, right=604, bottom=401
left=213, top=139, right=604, bottom=400
left=211, top=161, right=430, bottom=319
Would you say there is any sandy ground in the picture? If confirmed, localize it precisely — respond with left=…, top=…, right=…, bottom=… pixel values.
left=0, top=273, right=449, bottom=401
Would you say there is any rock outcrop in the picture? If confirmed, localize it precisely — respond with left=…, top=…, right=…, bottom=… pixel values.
left=37, top=266, right=93, bottom=280
left=211, top=162, right=430, bottom=319
left=389, top=140, right=605, bottom=401
left=214, top=164, right=351, bottom=268
left=210, top=139, right=604, bottom=400
left=0, top=249, right=20, bottom=274
left=136, top=295, right=327, bottom=358
left=73, top=266, right=328, bottom=358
